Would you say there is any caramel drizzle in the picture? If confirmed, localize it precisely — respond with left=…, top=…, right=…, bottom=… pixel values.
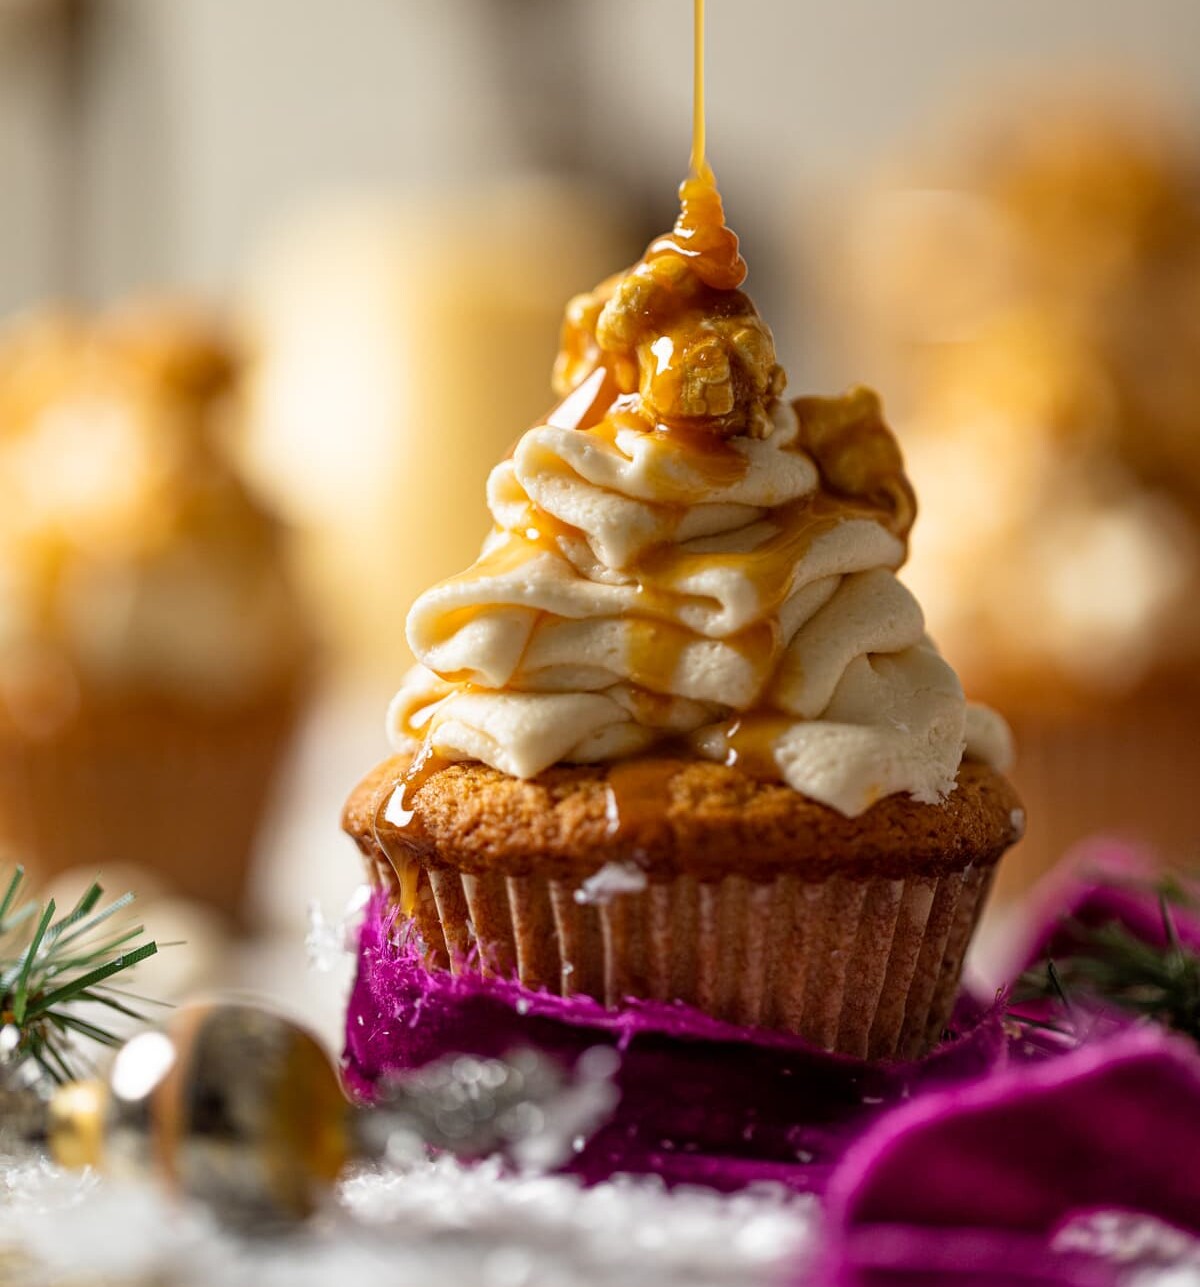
left=371, top=741, right=449, bottom=917
left=712, top=712, right=798, bottom=779
left=418, top=489, right=864, bottom=704
left=647, top=173, right=746, bottom=293
left=389, top=0, right=917, bottom=839
left=603, top=757, right=681, bottom=849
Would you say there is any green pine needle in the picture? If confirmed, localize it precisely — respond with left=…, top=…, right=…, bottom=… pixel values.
left=1016, top=878, right=1200, bottom=1044
left=12, top=900, right=56, bottom=1027
left=0, top=865, right=162, bottom=1084
left=0, top=867, right=25, bottom=924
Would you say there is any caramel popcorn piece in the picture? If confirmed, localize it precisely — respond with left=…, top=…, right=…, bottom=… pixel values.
left=794, top=388, right=917, bottom=537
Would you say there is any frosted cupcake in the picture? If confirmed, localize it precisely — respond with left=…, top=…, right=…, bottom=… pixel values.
left=344, top=168, right=1020, bottom=1059
left=0, top=303, right=310, bottom=918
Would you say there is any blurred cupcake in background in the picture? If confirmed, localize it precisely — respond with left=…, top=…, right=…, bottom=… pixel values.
left=0, top=302, right=311, bottom=919
left=838, top=92, right=1200, bottom=893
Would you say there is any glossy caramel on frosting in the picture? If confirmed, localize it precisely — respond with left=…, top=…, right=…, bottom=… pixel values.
left=396, top=170, right=919, bottom=739
left=389, top=160, right=1007, bottom=818
left=387, top=0, right=1008, bottom=829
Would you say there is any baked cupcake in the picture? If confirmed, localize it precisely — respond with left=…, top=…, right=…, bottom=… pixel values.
left=0, top=302, right=310, bottom=918
left=837, top=96, right=1200, bottom=894
left=344, top=167, right=1020, bottom=1059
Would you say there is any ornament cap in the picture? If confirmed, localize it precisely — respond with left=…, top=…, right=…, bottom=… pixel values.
left=47, top=1079, right=109, bottom=1170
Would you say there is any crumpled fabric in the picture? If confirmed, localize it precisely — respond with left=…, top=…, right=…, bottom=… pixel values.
left=344, top=892, right=1006, bottom=1194
left=818, top=1025, right=1200, bottom=1287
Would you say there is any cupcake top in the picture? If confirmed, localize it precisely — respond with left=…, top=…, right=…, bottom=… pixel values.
left=0, top=303, right=307, bottom=725
left=393, top=168, right=1010, bottom=818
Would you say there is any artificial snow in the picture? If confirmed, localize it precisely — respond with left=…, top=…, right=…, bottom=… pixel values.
left=0, top=1154, right=816, bottom=1287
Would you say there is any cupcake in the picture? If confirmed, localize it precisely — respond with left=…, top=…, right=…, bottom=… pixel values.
left=837, top=96, right=1200, bottom=893
left=0, top=302, right=310, bottom=919
left=344, top=166, right=1020, bottom=1059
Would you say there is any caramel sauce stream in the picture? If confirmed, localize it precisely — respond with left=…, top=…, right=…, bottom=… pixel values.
left=691, top=0, right=705, bottom=179
left=648, top=0, right=745, bottom=291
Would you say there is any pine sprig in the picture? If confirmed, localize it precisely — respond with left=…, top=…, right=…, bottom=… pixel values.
left=1016, top=883, right=1200, bottom=1043
left=0, top=865, right=161, bottom=1084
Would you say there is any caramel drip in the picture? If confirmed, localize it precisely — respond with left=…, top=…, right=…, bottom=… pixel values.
left=624, top=614, right=779, bottom=701
left=589, top=414, right=752, bottom=497
left=647, top=171, right=747, bottom=293
left=603, top=758, right=680, bottom=849
left=372, top=741, right=449, bottom=916
left=443, top=507, right=580, bottom=589
left=548, top=0, right=751, bottom=429
left=619, top=495, right=855, bottom=702
left=645, top=492, right=868, bottom=616
left=623, top=617, right=683, bottom=697
left=421, top=488, right=869, bottom=700
left=717, top=713, right=797, bottom=780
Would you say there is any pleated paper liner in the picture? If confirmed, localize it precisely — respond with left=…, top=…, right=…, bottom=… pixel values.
left=381, top=862, right=997, bottom=1061
left=0, top=688, right=303, bottom=921
left=994, top=696, right=1200, bottom=903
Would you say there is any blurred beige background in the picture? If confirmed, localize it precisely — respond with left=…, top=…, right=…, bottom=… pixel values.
left=4, top=1, right=1200, bottom=348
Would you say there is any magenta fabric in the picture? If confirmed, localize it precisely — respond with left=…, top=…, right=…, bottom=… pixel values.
left=344, top=892, right=1007, bottom=1193
left=999, top=840, right=1200, bottom=981
left=819, top=1026, right=1200, bottom=1286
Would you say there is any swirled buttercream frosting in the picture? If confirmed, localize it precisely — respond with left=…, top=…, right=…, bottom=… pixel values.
left=391, top=168, right=1011, bottom=817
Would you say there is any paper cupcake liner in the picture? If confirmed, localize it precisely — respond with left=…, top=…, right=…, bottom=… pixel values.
left=995, top=702, right=1200, bottom=901
left=0, top=692, right=302, bottom=919
left=385, top=861, right=996, bottom=1060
